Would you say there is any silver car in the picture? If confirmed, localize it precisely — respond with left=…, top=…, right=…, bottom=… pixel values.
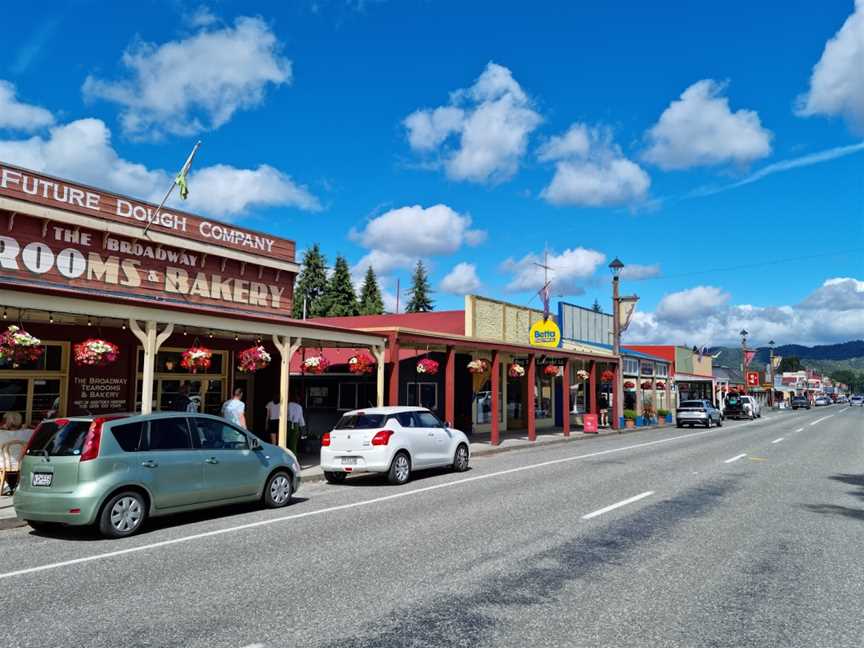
left=676, top=400, right=723, bottom=428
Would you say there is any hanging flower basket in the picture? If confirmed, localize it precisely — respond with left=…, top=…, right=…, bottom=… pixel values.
left=508, top=363, right=525, bottom=378
left=0, top=325, right=44, bottom=368
left=303, top=355, right=330, bottom=374
left=181, top=346, right=212, bottom=373
left=543, top=364, right=559, bottom=376
left=576, top=369, right=590, bottom=381
left=624, top=380, right=636, bottom=389
left=601, top=369, right=615, bottom=382
left=73, top=338, right=119, bottom=368
left=348, top=353, right=375, bottom=374
left=237, top=345, right=271, bottom=373
left=417, top=358, right=439, bottom=375
left=640, top=381, right=653, bottom=389
left=467, top=358, right=490, bottom=374
left=656, top=381, right=666, bottom=389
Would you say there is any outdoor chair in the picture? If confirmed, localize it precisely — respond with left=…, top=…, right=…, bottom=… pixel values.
left=1, top=440, right=26, bottom=496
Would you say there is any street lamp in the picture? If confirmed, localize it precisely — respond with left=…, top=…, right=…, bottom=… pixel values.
left=768, top=339, right=775, bottom=408
left=610, top=258, right=624, bottom=429
left=740, top=329, right=750, bottom=395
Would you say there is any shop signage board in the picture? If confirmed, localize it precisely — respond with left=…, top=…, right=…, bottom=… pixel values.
left=0, top=162, right=295, bottom=263
left=746, top=371, right=760, bottom=387
left=0, top=213, right=293, bottom=315
left=529, top=318, right=561, bottom=348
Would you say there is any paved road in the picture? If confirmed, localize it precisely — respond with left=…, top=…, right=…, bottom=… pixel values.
left=1, top=406, right=862, bottom=648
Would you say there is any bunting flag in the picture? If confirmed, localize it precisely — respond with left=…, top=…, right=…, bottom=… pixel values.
left=743, top=349, right=756, bottom=367
left=618, top=296, right=638, bottom=332
left=772, top=355, right=782, bottom=369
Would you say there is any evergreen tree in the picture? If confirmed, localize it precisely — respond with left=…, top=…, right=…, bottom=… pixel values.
left=292, top=244, right=329, bottom=318
left=592, top=298, right=603, bottom=313
left=321, top=255, right=359, bottom=317
left=405, top=260, right=434, bottom=313
left=777, top=356, right=802, bottom=373
left=358, top=266, right=384, bottom=315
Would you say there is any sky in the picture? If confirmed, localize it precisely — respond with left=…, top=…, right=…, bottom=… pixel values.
left=0, top=0, right=862, bottom=347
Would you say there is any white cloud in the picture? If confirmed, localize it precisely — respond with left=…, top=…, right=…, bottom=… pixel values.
left=539, top=123, right=650, bottom=207
left=351, top=204, right=486, bottom=255
left=796, top=0, right=864, bottom=133
left=187, top=5, right=218, bottom=28
left=404, top=62, right=541, bottom=184
left=351, top=249, right=416, bottom=278
left=624, top=277, right=864, bottom=346
left=502, top=247, right=606, bottom=294
left=83, top=17, right=291, bottom=138
left=654, top=285, right=731, bottom=323
left=440, top=262, right=481, bottom=294
left=0, top=117, right=321, bottom=219
left=620, top=263, right=661, bottom=280
left=0, top=80, right=54, bottom=132
left=643, top=79, right=773, bottom=170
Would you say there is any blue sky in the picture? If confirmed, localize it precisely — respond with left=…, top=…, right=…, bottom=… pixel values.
left=1, top=0, right=862, bottom=346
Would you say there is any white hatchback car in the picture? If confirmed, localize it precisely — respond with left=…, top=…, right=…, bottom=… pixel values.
left=320, top=406, right=471, bottom=485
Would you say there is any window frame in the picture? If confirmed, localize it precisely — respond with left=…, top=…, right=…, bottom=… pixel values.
left=623, top=357, right=639, bottom=376
left=405, top=382, right=438, bottom=411
left=0, top=340, right=69, bottom=427
left=144, top=416, right=194, bottom=451
left=188, top=416, right=250, bottom=451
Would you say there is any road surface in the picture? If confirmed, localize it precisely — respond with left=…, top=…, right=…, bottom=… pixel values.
left=1, top=405, right=862, bottom=648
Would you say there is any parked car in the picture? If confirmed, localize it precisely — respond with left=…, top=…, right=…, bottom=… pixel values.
left=14, top=412, right=300, bottom=538
left=723, top=394, right=758, bottom=420
left=791, top=396, right=811, bottom=410
left=837, top=396, right=849, bottom=404
left=850, top=395, right=864, bottom=407
left=320, top=406, right=470, bottom=485
left=740, top=396, right=762, bottom=419
left=676, top=400, right=723, bottom=428
left=814, top=396, right=831, bottom=406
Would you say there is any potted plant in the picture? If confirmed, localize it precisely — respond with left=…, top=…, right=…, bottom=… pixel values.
left=576, top=369, right=590, bottom=381
left=303, top=355, right=330, bottom=374
left=416, top=358, right=439, bottom=375
left=348, top=353, right=375, bottom=374
left=73, top=338, right=120, bottom=367
left=467, top=358, right=489, bottom=374
left=508, top=363, right=525, bottom=378
left=623, top=409, right=637, bottom=429
left=181, top=346, right=212, bottom=373
left=657, top=408, right=669, bottom=426
left=0, top=325, right=43, bottom=368
left=624, top=380, right=636, bottom=389
left=237, top=345, right=271, bottom=373
left=543, top=364, right=559, bottom=377
left=601, top=369, right=615, bottom=383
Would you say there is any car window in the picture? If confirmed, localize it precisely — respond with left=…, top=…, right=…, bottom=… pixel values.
left=334, top=413, right=387, bottom=429
left=147, top=417, right=192, bottom=450
left=679, top=401, right=705, bottom=408
left=414, top=411, right=443, bottom=428
left=26, top=420, right=91, bottom=456
left=111, top=421, right=144, bottom=452
left=395, top=412, right=417, bottom=428
left=190, top=418, right=249, bottom=450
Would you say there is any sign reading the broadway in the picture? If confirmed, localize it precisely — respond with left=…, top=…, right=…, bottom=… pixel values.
left=0, top=163, right=295, bottom=263
left=0, top=213, right=292, bottom=314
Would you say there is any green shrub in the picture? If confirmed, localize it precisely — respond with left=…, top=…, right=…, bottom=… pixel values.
left=657, top=408, right=670, bottom=417
left=623, top=409, right=637, bottom=420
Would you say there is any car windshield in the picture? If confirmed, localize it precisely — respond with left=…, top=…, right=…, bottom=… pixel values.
left=335, top=413, right=388, bottom=430
left=25, top=420, right=92, bottom=456
left=679, top=401, right=705, bottom=408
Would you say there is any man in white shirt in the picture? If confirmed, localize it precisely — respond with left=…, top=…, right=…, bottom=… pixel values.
left=286, top=391, right=305, bottom=456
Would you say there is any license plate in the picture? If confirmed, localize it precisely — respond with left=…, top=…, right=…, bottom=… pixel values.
left=341, top=456, right=359, bottom=466
left=31, top=472, right=53, bottom=487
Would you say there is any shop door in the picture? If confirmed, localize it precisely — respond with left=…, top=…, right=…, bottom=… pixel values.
left=506, top=378, right=526, bottom=430
left=233, top=375, right=255, bottom=431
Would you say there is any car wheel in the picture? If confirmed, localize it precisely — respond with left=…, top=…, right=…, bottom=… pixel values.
left=452, top=444, right=470, bottom=472
left=98, top=491, right=146, bottom=539
left=324, top=470, right=348, bottom=484
left=387, top=452, right=411, bottom=485
left=263, top=471, right=293, bottom=508
left=716, top=418, right=723, bottom=427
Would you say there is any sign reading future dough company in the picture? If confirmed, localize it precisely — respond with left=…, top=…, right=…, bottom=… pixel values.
left=529, top=318, right=561, bottom=348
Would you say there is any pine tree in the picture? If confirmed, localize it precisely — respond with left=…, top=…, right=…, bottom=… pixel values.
left=592, top=298, right=603, bottom=313
left=406, top=260, right=434, bottom=313
left=358, top=266, right=384, bottom=315
left=292, top=244, right=329, bottom=318
left=321, top=255, right=359, bottom=317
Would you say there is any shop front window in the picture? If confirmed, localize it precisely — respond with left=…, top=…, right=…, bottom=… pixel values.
left=0, top=342, right=68, bottom=429
left=623, top=358, right=639, bottom=375
left=473, top=378, right=503, bottom=424
left=136, top=347, right=228, bottom=415
left=406, top=382, right=437, bottom=410
left=535, top=375, right=553, bottom=420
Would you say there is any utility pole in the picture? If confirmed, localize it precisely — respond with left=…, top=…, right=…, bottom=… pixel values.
left=768, top=339, right=775, bottom=408
left=395, top=278, right=400, bottom=314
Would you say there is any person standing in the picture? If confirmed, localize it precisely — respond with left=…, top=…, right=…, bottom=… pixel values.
left=222, top=387, right=247, bottom=429
left=264, top=395, right=281, bottom=445
left=286, top=390, right=306, bottom=456
left=169, top=382, right=196, bottom=413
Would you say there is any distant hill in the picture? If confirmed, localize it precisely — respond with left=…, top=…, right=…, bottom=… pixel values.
left=708, top=340, right=864, bottom=375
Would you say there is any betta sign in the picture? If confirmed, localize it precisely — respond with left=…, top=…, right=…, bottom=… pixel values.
left=529, top=318, right=561, bottom=348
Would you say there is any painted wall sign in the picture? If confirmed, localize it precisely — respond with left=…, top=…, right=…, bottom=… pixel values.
left=0, top=214, right=293, bottom=314
left=0, top=162, right=295, bottom=263
left=529, top=318, right=561, bottom=348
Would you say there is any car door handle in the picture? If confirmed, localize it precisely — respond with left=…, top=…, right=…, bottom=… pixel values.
left=204, top=457, right=219, bottom=464
left=427, top=432, right=435, bottom=437
left=141, top=460, right=158, bottom=468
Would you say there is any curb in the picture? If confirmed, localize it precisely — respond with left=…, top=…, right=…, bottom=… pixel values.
left=298, top=424, right=663, bottom=484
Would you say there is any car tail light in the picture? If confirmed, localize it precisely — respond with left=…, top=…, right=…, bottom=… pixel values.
left=80, top=418, right=106, bottom=462
left=321, top=432, right=331, bottom=447
left=371, top=430, right=393, bottom=446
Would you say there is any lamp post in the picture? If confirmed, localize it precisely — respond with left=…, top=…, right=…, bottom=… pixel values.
left=768, top=339, right=775, bottom=408
left=610, top=258, right=624, bottom=429
left=740, top=329, right=749, bottom=396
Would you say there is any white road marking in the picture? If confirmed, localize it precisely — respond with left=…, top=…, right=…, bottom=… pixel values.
left=771, top=438, right=784, bottom=444
left=582, top=491, right=655, bottom=520
left=810, top=414, right=834, bottom=426
left=794, top=428, right=804, bottom=433
left=0, top=415, right=778, bottom=581
left=724, top=453, right=747, bottom=464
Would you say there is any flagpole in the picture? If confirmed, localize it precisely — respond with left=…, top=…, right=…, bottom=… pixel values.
left=142, top=140, right=201, bottom=236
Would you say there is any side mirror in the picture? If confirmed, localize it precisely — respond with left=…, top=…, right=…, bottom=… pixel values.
left=445, top=421, right=452, bottom=429
left=250, top=436, right=262, bottom=451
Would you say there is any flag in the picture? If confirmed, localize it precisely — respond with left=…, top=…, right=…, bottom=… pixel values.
left=174, top=141, right=200, bottom=201
left=772, top=355, right=782, bottom=369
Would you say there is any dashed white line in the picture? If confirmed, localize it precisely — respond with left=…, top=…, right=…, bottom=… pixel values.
left=771, top=438, right=784, bottom=444
left=582, top=491, right=655, bottom=520
left=810, top=414, right=834, bottom=426
left=724, top=453, right=747, bottom=464
left=794, top=428, right=804, bottom=433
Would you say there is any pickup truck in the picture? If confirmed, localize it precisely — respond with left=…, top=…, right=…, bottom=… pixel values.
left=723, top=394, right=752, bottom=420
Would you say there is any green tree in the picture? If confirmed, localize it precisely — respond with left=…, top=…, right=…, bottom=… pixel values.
left=777, top=356, right=802, bottom=373
left=321, top=255, right=359, bottom=317
left=592, top=299, right=603, bottom=313
left=292, top=244, right=329, bottom=318
left=405, top=260, right=434, bottom=313
left=358, top=266, right=384, bottom=315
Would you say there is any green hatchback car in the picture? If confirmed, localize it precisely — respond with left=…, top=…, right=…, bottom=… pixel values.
left=14, top=412, right=300, bottom=538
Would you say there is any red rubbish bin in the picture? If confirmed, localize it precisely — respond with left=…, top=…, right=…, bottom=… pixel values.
left=583, top=414, right=598, bottom=433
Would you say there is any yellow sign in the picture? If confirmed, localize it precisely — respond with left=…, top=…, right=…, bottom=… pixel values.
left=529, top=319, right=561, bottom=348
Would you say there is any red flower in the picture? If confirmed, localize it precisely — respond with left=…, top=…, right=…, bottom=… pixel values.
left=348, top=353, right=375, bottom=374
left=417, top=358, right=439, bottom=375
left=601, top=369, right=615, bottom=382
left=73, top=338, right=119, bottom=368
left=543, top=364, right=559, bottom=376
left=181, top=347, right=212, bottom=373
left=238, top=346, right=271, bottom=373
left=624, top=381, right=636, bottom=389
